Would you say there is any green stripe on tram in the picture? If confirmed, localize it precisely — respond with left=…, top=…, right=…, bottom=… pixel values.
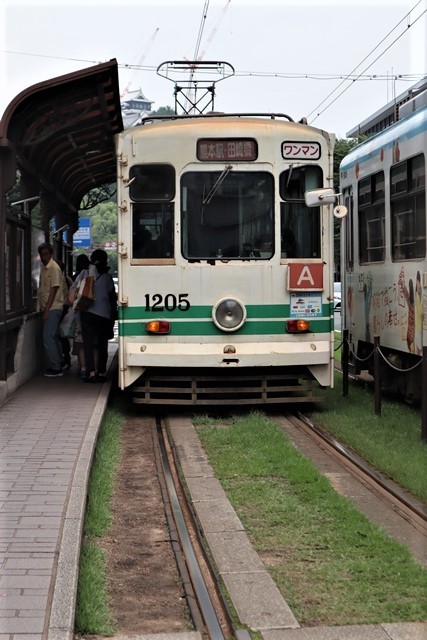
left=118, top=319, right=332, bottom=336
left=119, top=303, right=331, bottom=320
left=120, top=304, right=294, bottom=320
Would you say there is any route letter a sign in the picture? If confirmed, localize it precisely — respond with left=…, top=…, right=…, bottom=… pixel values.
left=288, top=263, right=323, bottom=291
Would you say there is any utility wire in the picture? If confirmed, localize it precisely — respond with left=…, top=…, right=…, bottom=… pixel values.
left=3, top=51, right=423, bottom=83
left=1, top=50, right=104, bottom=64
left=308, top=0, right=426, bottom=124
left=234, top=71, right=424, bottom=81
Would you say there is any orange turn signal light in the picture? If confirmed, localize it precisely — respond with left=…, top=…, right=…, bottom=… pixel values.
left=145, top=320, right=170, bottom=334
left=286, top=319, right=310, bottom=333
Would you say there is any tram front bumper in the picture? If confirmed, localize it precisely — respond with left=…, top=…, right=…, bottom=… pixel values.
left=125, top=340, right=331, bottom=367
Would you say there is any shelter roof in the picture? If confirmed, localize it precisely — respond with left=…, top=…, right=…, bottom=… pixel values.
left=0, top=59, right=123, bottom=212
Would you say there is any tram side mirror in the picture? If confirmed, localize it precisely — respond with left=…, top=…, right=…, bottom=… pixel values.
left=304, top=188, right=348, bottom=219
left=304, top=188, right=336, bottom=207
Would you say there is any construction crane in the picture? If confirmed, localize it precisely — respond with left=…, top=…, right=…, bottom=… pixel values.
left=120, top=27, right=160, bottom=99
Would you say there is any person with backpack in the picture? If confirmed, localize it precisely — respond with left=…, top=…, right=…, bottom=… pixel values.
left=70, top=249, right=117, bottom=383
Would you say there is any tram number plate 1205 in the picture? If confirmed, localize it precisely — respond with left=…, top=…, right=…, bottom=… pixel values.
left=144, top=293, right=191, bottom=312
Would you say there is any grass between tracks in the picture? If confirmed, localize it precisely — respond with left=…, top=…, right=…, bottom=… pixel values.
left=74, top=405, right=123, bottom=635
left=194, top=411, right=427, bottom=626
left=74, top=350, right=426, bottom=632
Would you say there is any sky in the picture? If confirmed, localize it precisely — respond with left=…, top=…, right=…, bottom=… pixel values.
left=1, top=0, right=426, bottom=138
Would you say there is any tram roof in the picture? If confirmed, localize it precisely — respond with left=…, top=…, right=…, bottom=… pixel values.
left=0, top=59, right=123, bottom=216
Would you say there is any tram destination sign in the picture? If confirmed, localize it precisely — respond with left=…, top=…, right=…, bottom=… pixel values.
left=197, top=138, right=258, bottom=161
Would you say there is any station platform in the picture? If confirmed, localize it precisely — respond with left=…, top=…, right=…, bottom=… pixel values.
left=0, top=345, right=425, bottom=640
left=0, top=345, right=117, bottom=640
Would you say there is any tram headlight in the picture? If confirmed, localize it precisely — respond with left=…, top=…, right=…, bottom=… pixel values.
left=212, top=298, right=246, bottom=332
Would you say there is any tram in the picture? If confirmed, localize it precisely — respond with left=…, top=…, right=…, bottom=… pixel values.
left=115, top=64, right=342, bottom=404
left=340, top=101, right=427, bottom=402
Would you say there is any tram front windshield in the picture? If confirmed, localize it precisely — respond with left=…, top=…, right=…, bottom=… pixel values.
left=181, top=171, right=274, bottom=260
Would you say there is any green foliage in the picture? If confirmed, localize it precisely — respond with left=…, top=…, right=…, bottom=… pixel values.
left=84, top=407, right=122, bottom=537
left=75, top=406, right=123, bottom=633
left=5, top=172, right=22, bottom=204
left=311, top=372, right=427, bottom=502
left=333, top=137, right=359, bottom=190
left=78, top=201, right=118, bottom=273
left=150, top=105, right=175, bottom=115
left=75, top=542, right=115, bottom=634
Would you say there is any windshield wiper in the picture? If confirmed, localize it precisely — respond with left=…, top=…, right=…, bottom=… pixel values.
left=202, top=165, right=233, bottom=204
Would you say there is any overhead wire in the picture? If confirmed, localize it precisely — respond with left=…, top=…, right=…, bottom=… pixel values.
left=191, top=0, right=210, bottom=63
left=2, top=0, right=425, bottom=115
left=3, top=52, right=423, bottom=83
left=180, top=0, right=210, bottom=113
left=307, top=0, right=426, bottom=124
left=2, top=52, right=425, bottom=86
left=233, top=71, right=424, bottom=81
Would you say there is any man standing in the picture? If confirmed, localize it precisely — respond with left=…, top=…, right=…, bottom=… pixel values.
left=37, top=242, right=65, bottom=377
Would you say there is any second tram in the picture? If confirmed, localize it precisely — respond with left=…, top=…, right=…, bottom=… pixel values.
left=340, top=102, right=427, bottom=402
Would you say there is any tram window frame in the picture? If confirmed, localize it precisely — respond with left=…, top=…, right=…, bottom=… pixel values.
left=358, top=171, right=385, bottom=264
left=391, top=154, right=426, bottom=261
left=344, top=189, right=354, bottom=271
left=129, top=164, right=175, bottom=202
left=279, top=165, right=323, bottom=259
left=180, top=170, right=274, bottom=261
left=131, top=202, right=174, bottom=262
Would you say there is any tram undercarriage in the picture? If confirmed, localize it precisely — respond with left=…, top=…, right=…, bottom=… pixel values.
left=130, top=366, right=325, bottom=405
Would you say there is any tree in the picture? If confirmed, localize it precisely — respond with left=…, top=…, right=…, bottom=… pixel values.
left=149, top=106, right=175, bottom=116
left=333, top=137, right=364, bottom=191
left=78, top=200, right=118, bottom=274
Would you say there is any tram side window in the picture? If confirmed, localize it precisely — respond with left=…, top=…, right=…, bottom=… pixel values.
left=391, top=154, right=426, bottom=261
left=132, top=203, right=174, bottom=259
left=181, top=171, right=274, bottom=260
left=129, top=164, right=175, bottom=201
left=279, top=166, right=322, bottom=258
left=129, top=164, right=175, bottom=260
left=358, top=171, right=385, bottom=264
left=344, top=190, right=354, bottom=271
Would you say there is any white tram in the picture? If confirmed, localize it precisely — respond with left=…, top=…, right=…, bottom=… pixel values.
left=340, top=102, right=427, bottom=402
left=116, top=112, right=340, bottom=404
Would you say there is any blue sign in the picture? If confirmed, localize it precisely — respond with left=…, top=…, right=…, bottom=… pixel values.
left=73, top=218, right=91, bottom=247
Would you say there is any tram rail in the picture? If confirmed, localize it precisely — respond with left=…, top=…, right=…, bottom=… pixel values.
left=287, top=411, right=427, bottom=536
left=154, top=416, right=248, bottom=640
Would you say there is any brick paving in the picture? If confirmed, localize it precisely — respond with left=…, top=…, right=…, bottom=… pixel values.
left=0, top=348, right=116, bottom=640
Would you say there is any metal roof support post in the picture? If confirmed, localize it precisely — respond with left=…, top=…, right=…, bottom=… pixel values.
left=0, top=145, right=18, bottom=380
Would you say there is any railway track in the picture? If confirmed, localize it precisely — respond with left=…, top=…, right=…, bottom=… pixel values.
left=155, top=410, right=427, bottom=634
left=154, top=416, right=249, bottom=640
left=284, top=411, right=427, bottom=538
left=100, top=407, right=426, bottom=638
